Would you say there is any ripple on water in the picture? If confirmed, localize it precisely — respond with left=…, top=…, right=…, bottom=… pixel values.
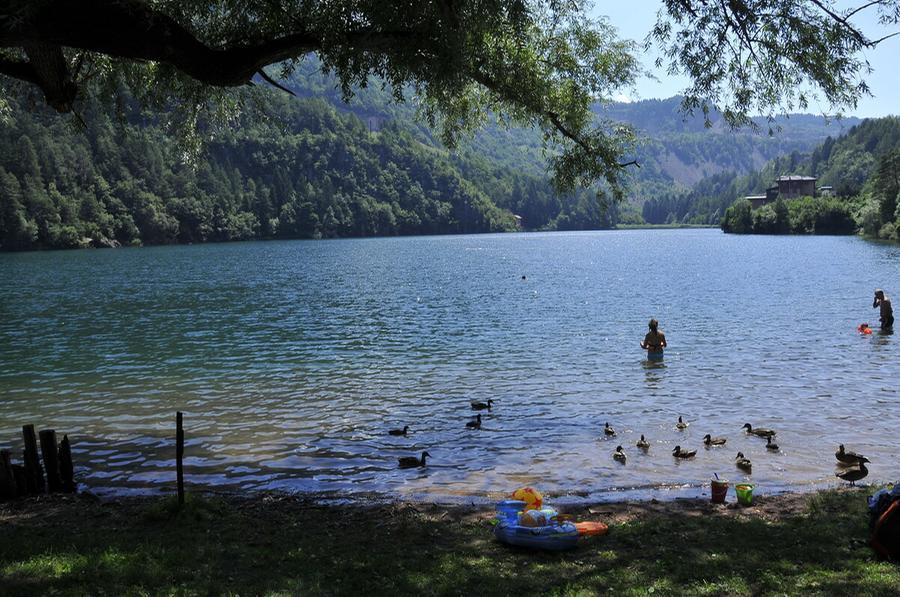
left=1, top=230, right=899, bottom=501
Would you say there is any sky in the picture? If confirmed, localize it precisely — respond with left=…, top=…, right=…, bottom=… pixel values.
left=591, top=1, right=899, bottom=117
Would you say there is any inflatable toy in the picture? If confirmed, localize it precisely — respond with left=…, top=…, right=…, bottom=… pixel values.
left=494, top=520, right=579, bottom=550
left=511, top=486, right=543, bottom=511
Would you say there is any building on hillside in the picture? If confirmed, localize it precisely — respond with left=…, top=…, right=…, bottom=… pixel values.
left=775, top=175, right=817, bottom=199
left=744, top=176, right=817, bottom=208
left=746, top=195, right=769, bottom=209
left=818, top=185, right=834, bottom=197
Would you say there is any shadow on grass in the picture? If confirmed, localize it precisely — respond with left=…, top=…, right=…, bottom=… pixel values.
left=1, top=490, right=898, bottom=596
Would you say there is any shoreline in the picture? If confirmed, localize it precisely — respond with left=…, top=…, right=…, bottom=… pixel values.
left=70, top=474, right=861, bottom=507
left=3, top=486, right=897, bottom=595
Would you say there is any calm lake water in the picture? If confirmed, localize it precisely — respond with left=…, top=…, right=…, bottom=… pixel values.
left=1, top=230, right=898, bottom=502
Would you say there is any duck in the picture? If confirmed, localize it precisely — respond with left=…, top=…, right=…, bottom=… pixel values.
left=398, top=451, right=431, bottom=469
left=742, top=423, right=776, bottom=438
left=672, top=445, right=697, bottom=458
left=735, top=452, right=752, bottom=473
left=466, top=414, right=482, bottom=429
left=388, top=425, right=409, bottom=436
left=835, top=444, right=870, bottom=466
left=835, top=462, right=868, bottom=486
left=636, top=434, right=650, bottom=450
left=471, top=399, right=494, bottom=411
left=613, top=445, right=627, bottom=463
left=604, top=422, right=616, bottom=436
left=766, top=436, right=779, bottom=452
left=676, top=416, right=689, bottom=430
left=703, top=434, right=727, bottom=446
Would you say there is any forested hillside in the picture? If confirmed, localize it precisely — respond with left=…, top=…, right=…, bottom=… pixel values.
left=643, top=117, right=900, bottom=228
left=0, top=60, right=862, bottom=251
left=598, top=98, right=859, bottom=201
left=0, top=84, right=618, bottom=251
left=652, top=117, right=900, bottom=237
left=287, top=61, right=859, bottom=201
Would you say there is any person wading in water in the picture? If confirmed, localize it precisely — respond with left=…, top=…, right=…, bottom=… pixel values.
left=640, top=318, right=667, bottom=360
left=873, top=289, right=894, bottom=331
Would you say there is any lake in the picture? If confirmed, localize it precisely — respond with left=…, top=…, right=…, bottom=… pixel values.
left=1, top=229, right=898, bottom=502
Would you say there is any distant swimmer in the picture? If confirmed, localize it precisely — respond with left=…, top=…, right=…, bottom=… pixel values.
left=640, top=318, right=667, bottom=359
left=873, top=289, right=893, bottom=330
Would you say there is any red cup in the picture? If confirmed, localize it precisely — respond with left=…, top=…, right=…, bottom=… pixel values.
left=711, top=479, right=729, bottom=503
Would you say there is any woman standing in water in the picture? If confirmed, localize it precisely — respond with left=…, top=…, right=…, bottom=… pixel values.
left=640, top=318, right=667, bottom=360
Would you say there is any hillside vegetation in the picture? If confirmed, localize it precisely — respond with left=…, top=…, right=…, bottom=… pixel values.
left=0, top=62, right=859, bottom=251
left=716, top=118, right=900, bottom=237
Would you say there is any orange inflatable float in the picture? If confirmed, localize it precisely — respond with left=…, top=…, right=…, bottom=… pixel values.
left=574, top=521, right=609, bottom=536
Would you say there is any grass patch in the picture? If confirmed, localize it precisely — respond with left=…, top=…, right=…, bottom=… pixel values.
left=1, top=489, right=897, bottom=596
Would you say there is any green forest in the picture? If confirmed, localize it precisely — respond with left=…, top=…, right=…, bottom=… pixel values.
left=641, top=117, right=900, bottom=238
left=0, top=81, right=624, bottom=251
left=0, top=60, right=872, bottom=252
left=718, top=118, right=900, bottom=237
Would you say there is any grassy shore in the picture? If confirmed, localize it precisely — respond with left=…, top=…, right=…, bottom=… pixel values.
left=1, top=488, right=897, bottom=596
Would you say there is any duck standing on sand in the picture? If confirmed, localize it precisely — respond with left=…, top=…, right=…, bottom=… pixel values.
left=703, top=434, right=726, bottom=446
left=835, top=444, right=870, bottom=466
left=466, top=414, right=482, bottom=429
left=672, top=445, right=697, bottom=458
left=471, top=399, right=493, bottom=411
left=398, top=451, right=431, bottom=469
left=676, top=416, right=689, bottom=430
left=742, top=423, right=776, bottom=438
left=613, top=445, right=627, bottom=464
left=389, top=425, right=409, bottom=436
left=636, top=435, right=650, bottom=450
left=604, top=422, right=616, bottom=436
left=835, top=462, right=868, bottom=486
left=735, top=452, right=752, bottom=473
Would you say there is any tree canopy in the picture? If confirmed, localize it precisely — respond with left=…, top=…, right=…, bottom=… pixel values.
left=1, top=1, right=898, bottom=196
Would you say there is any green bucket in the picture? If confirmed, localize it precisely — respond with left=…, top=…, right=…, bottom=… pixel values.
left=735, top=483, right=754, bottom=506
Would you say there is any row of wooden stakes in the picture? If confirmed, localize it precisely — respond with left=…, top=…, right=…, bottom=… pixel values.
left=0, top=425, right=76, bottom=500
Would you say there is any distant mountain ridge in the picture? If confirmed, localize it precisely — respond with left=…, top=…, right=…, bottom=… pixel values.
left=282, top=61, right=860, bottom=201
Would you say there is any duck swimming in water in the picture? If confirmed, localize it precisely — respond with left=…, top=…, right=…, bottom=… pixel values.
left=766, top=436, right=779, bottom=452
left=672, top=445, right=697, bottom=458
left=389, top=425, right=409, bottom=436
left=636, top=435, right=650, bottom=450
left=471, top=399, right=493, bottom=411
left=613, top=445, right=627, bottom=464
left=835, top=462, right=868, bottom=486
left=735, top=452, right=752, bottom=473
left=466, top=414, right=482, bottom=429
left=398, top=451, right=431, bottom=469
left=703, top=434, right=727, bottom=446
left=604, top=422, right=616, bottom=436
left=742, top=423, right=776, bottom=438
left=835, top=444, right=869, bottom=465
left=676, top=416, right=689, bottom=430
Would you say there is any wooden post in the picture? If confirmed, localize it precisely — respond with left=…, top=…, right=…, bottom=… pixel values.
left=12, top=464, right=27, bottom=497
left=39, top=429, right=61, bottom=493
left=58, top=435, right=76, bottom=493
left=176, top=411, right=184, bottom=505
left=22, top=425, right=45, bottom=495
left=0, top=449, right=17, bottom=500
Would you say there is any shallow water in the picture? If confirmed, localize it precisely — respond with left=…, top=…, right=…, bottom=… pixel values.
left=1, top=230, right=898, bottom=502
